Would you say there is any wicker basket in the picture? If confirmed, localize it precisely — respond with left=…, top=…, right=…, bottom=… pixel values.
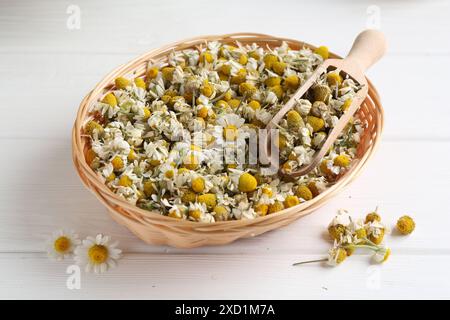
left=72, top=33, right=383, bottom=248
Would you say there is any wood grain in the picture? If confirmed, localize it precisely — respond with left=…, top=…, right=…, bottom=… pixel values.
left=1, top=253, right=449, bottom=299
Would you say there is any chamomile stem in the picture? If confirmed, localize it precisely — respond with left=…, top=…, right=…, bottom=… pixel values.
left=292, top=258, right=327, bottom=266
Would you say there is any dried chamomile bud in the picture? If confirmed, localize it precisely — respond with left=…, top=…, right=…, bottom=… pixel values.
left=327, top=247, right=347, bottom=266
left=314, top=46, right=329, bottom=60
left=296, top=185, right=313, bottom=201
left=396, top=215, right=415, bottom=235
left=313, top=84, right=331, bottom=102
left=286, top=110, right=303, bottom=129
left=238, top=172, right=257, bottom=193
left=365, top=211, right=381, bottom=223
left=84, top=120, right=104, bottom=137
left=115, top=77, right=130, bottom=89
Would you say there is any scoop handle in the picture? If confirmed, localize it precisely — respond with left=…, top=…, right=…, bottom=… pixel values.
left=345, top=29, right=387, bottom=72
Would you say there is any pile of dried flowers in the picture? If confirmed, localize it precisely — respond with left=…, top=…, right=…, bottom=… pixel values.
left=294, top=210, right=415, bottom=267
left=46, top=230, right=122, bottom=274
left=84, top=40, right=363, bottom=222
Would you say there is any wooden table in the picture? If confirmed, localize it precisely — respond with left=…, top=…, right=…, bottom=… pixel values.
left=1, top=0, right=449, bottom=299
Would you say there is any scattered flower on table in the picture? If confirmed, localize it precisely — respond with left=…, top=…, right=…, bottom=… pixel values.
left=46, top=229, right=80, bottom=261
left=294, top=209, right=396, bottom=267
left=74, top=234, right=122, bottom=274
left=396, top=215, right=415, bottom=235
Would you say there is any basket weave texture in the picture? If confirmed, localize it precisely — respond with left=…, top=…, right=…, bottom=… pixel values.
left=72, top=33, right=384, bottom=248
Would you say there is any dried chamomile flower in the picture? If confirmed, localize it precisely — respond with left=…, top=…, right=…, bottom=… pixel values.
left=396, top=215, right=415, bottom=235
left=102, top=93, right=117, bottom=106
left=314, top=46, right=329, bottom=60
left=333, top=154, right=350, bottom=168
left=313, top=84, right=331, bottom=102
left=284, top=195, right=300, bottom=208
left=327, top=246, right=347, bottom=266
left=294, top=209, right=398, bottom=267
left=115, top=77, right=131, bottom=89
left=296, top=185, right=313, bottom=201
left=372, top=245, right=391, bottom=264
left=238, top=172, right=257, bottom=193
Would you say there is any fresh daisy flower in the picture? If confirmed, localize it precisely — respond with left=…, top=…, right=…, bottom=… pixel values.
left=46, top=229, right=80, bottom=261
left=74, top=234, right=122, bottom=274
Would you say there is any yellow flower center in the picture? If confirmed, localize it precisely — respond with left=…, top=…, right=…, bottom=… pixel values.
left=191, top=177, right=205, bottom=193
left=287, top=110, right=302, bottom=128
left=190, top=144, right=202, bottom=151
left=102, top=93, right=117, bottom=107
left=227, top=99, right=240, bottom=108
left=86, top=148, right=97, bottom=166
left=396, top=215, right=415, bottom=235
left=106, top=173, right=116, bottom=182
left=201, top=82, right=214, bottom=97
left=382, top=248, right=391, bottom=263
left=127, top=149, right=137, bottom=161
left=147, top=67, right=159, bottom=79
left=164, top=170, right=174, bottom=179
left=168, top=210, right=182, bottom=219
left=213, top=205, right=228, bottom=217
left=88, top=245, right=109, bottom=264
left=118, top=175, right=133, bottom=187
left=238, top=172, right=257, bottom=193
left=239, top=54, right=248, bottom=65
left=307, top=116, right=325, bottom=132
left=327, top=72, right=342, bottom=86
left=333, top=155, right=350, bottom=168
left=182, top=191, right=197, bottom=204
left=115, top=77, right=130, bottom=90
left=189, top=209, right=202, bottom=220
left=223, top=125, right=238, bottom=141
left=284, top=75, right=300, bottom=89
left=314, top=46, right=329, bottom=60
left=197, top=193, right=217, bottom=209
left=265, top=76, right=281, bottom=87
left=248, top=100, right=261, bottom=111
left=134, top=77, right=146, bottom=89
left=262, top=187, right=273, bottom=197
left=143, top=181, right=156, bottom=196
left=254, top=204, right=269, bottom=216
left=335, top=248, right=347, bottom=264
left=54, top=236, right=71, bottom=253
left=296, top=185, right=313, bottom=201
left=197, top=106, right=209, bottom=119
left=111, top=156, right=124, bottom=171
left=284, top=195, right=300, bottom=208
left=143, top=107, right=151, bottom=120
left=272, top=61, right=286, bottom=75
left=341, top=99, right=352, bottom=112
left=268, top=201, right=284, bottom=214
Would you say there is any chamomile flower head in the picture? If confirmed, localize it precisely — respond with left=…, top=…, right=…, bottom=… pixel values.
left=296, top=209, right=400, bottom=267
left=74, top=234, right=122, bottom=274
left=367, top=221, right=386, bottom=245
left=396, top=215, right=415, bottom=235
left=327, top=245, right=347, bottom=266
left=46, top=229, right=80, bottom=261
left=372, top=246, right=391, bottom=264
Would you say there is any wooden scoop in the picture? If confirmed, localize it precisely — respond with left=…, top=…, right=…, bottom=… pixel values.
left=261, top=29, right=387, bottom=178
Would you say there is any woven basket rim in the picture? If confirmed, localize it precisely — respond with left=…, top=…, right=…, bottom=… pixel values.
left=72, top=32, right=384, bottom=228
